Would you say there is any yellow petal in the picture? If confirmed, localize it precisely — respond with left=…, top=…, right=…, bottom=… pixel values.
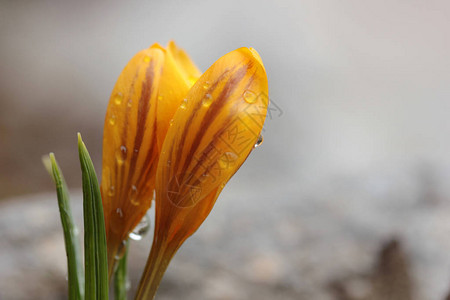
left=167, top=40, right=202, bottom=86
left=155, top=41, right=201, bottom=150
left=158, top=46, right=268, bottom=241
left=101, top=44, right=164, bottom=261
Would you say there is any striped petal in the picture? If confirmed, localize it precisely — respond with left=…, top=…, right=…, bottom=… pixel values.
left=158, top=47, right=268, bottom=224
left=101, top=44, right=164, bottom=269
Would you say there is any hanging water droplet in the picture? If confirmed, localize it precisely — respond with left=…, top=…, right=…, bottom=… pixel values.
left=202, top=94, right=213, bottom=107
left=218, top=152, right=238, bottom=169
left=129, top=214, right=151, bottom=241
left=127, top=99, right=132, bottom=108
left=115, top=240, right=127, bottom=260
left=109, top=115, right=116, bottom=126
left=243, top=90, right=257, bottom=104
left=143, top=56, right=150, bottom=63
left=180, top=99, right=188, bottom=110
left=169, top=119, right=174, bottom=127
left=134, top=148, right=139, bottom=153
left=254, top=134, right=264, bottom=148
left=116, top=145, right=127, bottom=165
left=116, top=207, right=123, bottom=218
left=108, top=185, right=115, bottom=197
left=157, top=95, right=163, bottom=101
left=167, top=160, right=172, bottom=166
left=203, top=81, right=211, bottom=90
left=130, top=185, right=139, bottom=206
left=114, top=93, right=123, bottom=105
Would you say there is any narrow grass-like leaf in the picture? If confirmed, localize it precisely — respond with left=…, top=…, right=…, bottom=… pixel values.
left=78, top=133, right=109, bottom=300
left=114, top=241, right=129, bottom=300
left=43, top=153, right=84, bottom=300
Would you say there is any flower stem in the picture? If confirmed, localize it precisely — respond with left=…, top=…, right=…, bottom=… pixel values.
left=114, top=240, right=129, bottom=300
left=134, top=240, right=177, bottom=300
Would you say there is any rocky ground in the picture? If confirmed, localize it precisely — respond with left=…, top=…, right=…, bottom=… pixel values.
left=2, top=166, right=450, bottom=300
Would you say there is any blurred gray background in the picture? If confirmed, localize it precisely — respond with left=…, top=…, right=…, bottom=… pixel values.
left=1, top=1, right=450, bottom=299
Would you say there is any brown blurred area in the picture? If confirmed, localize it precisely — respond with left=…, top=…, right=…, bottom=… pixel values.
left=2, top=1, right=450, bottom=299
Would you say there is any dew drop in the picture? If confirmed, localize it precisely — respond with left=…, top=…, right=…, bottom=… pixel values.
left=180, top=99, right=188, bottom=110
left=129, top=214, right=151, bottom=241
left=115, top=240, right=127, bottom=260
left=202, top=94, right=213, bottom=107
left=114, top=93, right=123, bottom=105
left=254, top=134, right=264, bottom=148
left=203, top=81, right=211, bottom=90
left=108, top=185, right=115, bottom=197
left=157, top=95, right=163, bottom=101
left=130, top=185, right=139, bottom=206
left=116, top=207, right=123, bottom=218
left=143, top=56, right=150, bottom=63
left=109, top=115, right=116, bottom=126
left=134, top=148, right=139, bottom=153
left=127, top=99, right=132, bottom=108
left=169, top=119, right=174, bottom=127
left=218, top=152, right=238, bottom=169
left=116, top=145, right=127, bottom=165
left=243, top=90, right=257, bottom=104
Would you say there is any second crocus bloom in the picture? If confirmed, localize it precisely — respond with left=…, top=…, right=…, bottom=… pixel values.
left=101, top=42, right=201, bottom=274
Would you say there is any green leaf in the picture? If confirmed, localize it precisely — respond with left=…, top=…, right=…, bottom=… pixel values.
left=43, top=153, right=84, bottom=300
left=114, top=241, right=129, bottom=300
left=78, top=133, right=109, bottom=300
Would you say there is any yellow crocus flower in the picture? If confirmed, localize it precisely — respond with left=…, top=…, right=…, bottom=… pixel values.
left=134, top=45, right=268, bottom=299
left=101, top=41, right=201, bottom=275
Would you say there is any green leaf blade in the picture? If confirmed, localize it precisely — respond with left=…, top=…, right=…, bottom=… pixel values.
left=78, top=133, right=109, bottom=300
left=44, top=153, right=84, bottom=300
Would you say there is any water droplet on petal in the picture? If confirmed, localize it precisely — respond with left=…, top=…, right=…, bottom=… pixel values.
left=114, top=93, right=123, bottom=105
left=254, top=134, right=264, bottom=148
left=143, top=56, right=150, bottom=63
left=129, top=214, right=151, bottom=241
left=108, top=185, right=115, bottom=197
left=203, top=81, right=211, bottom=90
left=169, top=119, right=174, bottom=127
left=157, top=95, right=163, bottom=101
left=116, top=145, right=127, bottom=165
left=180, top=99, right=188, bottom=110
left=116, top=207, right=123, bottom=218
left=130, top=185, right=139, bottom=206
left=202, top=94, right=213, bottom=107
left=243, top=90, right=257, bottom=104
left=109, top=115, right=116, bottom=126
left=127, top=99, right=132, bottom=108
left=218, top=152, right=238, bottom=169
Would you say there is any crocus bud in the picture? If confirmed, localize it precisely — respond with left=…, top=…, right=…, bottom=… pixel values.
left=101, top=42, right=201, bottom=274
left=135, top=46, right=268, bottom=299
